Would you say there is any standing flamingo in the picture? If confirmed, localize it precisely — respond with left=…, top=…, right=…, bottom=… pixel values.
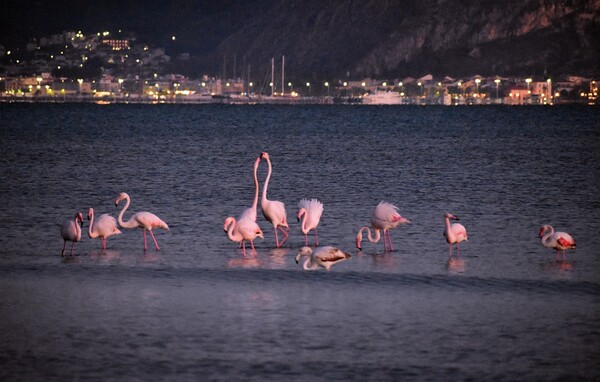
left=356, top=202, right=411, bottom=251
left=443, top=212, right=468, bottom=257
left=88, top=208, right=121, bottom=251
left=115, top=192, right=169, bottom=251
left=539, top=224, right=576, bottom=262
left=239, top=156, right=261, bottom=222
left=297, top=198, right=324, bottom=246
left=60, top=212, right=84, bottom=256
left=260, top=152, right=289, bottom=247
left=295, top=246, right=351, bottom=270
left=224, top=216, right=264, bottom=257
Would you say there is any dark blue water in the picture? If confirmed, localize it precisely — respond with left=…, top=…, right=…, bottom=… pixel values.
left=1, top=104, right=599, bottom=380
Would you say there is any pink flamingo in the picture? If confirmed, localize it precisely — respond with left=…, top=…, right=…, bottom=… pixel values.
left=295, top=246, right=351, bottom=270
left=115, top=192, right=169, bottom=251
left=443, top=212, right=468, bottom=256
left=260, top=152, right=289, bottom=247
left=356, top=202, right=411, bottom=251
left=224, top=216, right=264, bottom=257
left=297, top=198, right=324, bottom=246
left=88, top=207, right=121, bottom=251
left=60, top=211, right=84, bottom=256
left=239, top=156, right=261, bottom=222
left=539, top=224, right=576, bottom=262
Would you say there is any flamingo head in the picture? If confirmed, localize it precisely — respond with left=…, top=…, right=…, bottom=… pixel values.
left=539, top=225, right=551, bottom=238
left=115, top=192, right=129, bottom=206
left=444, top=212, right=458, bottom=220
left=260, top=152, right=270, bottom=160
left=223, top=217, right=235, bottom=232
left=76, top=212, right=84, bottom=225
left=256, top=228, right=264, bottom=239
left=253, top=156, right=261, bottom=169
left=355, top=231, right=363, bottom=250
left=297, top=208, right=306, bottom=222
left=397, top=216, right=412, bottom=225
left=295, top=246, right=313, bottom=263
left=87, top=208, right=94, bottom=220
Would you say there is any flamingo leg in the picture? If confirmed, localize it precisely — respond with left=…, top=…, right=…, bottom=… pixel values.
left=274, top=227, right=280, bottom=247
left=387, top=231, right=394, bottom=252
left=148, top=229, right=160, bottom=251
left=449, top=244, right=453, bottom=257
left=250, top=240, right=257, bottom=257
left=278, top=227, right=289, bottom=246
left=304, top=234, right=308, bottom=246
left=70, top=241, right=75, bottom=256
left=101, top=237, right=107, bottom=251
left=143, top=229, right=148, bottom=251
left=241, top=241, right=247, bottom=257
left=61, top=241, right=67, bottom=256
left=314, top=228, right=319, bottom=246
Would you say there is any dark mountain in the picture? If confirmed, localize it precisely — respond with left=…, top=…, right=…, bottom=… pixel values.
left=1, top=0, right=598, bottom=81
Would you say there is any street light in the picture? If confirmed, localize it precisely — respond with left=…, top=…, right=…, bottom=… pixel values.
left=525, top=78, right=532, bottom=93
left=306, top=82, right=311, bottom=97
left=475, top=78, right=481, bottom=97
left=324, top=81, right=330, bottom=96
left=418, top=81, right=423, bottom=97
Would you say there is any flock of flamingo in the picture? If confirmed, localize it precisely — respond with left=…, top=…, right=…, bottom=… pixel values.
left=60, top=152, right=577, bottom=270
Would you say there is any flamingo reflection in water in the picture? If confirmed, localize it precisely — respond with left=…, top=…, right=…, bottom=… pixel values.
left=295, top=246, right=351, bottom=271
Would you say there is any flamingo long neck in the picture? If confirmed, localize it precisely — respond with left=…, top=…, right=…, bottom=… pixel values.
left=303, top=256, right=313, bottom=270
left=299, top=210, right=310, bottom=234
left=261, top=158, right=272, bottom=204
left=117, top=196, right=138, bottom=228
left=541, top=225, right=554, bottom=244
left=88, top=211, right=97, bottom=238
left=444, top=217, right=455, bottom=241
left=361, top=226, right=381, bottom=243
left=75, top=216, right=82, bottom=239
left=251, top=161, right=259, bottom=212
left=225, top=219, right=240, bottom=242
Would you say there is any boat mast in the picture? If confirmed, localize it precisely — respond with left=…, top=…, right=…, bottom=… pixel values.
left=271, top=58, right=274, bottom=97
left=281, top=55, right=285, bottom=95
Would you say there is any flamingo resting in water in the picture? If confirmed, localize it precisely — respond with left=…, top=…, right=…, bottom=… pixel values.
left=356, top=202, right=411, bottom=251
left=443, top=212, right=468, bottom=257
left=298, top=198, right=324, bottom=246
left=88, top=208, right=122, bottom=251
left=60, top=211, right=84, bottom=256
left=539, top=224, right=576, bottom=262
left=295, top=246, right=351, bottom=271
left=224, top=216, right=264, bottom=257
left=260, top=152, right=289, bottom=247
left=115, top=192, right=169, bottom=251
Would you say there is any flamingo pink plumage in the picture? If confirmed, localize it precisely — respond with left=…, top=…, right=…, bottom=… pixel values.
left=88, top=207, right=121, bottom=251
left=60, top=211, right=84, bottom=256
left=539, top=224, right=576, bottom=262
left=443, top=212, right=468, bottom=256
left=356, top=202, right=411, bottom=251
left=224, top=216, right=264, bottom=257
left=297, top=198, right=324, bottom=246
left=115, top=192, right=169, bottom=251
left=260, top=152, right=289, bottom=247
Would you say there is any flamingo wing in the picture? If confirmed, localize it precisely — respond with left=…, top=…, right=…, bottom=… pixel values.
left=556, top=235, right=575, bottom=248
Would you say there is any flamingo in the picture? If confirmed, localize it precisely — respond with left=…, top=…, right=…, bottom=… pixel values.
left=443, top=212, right=468, bottom=256
left=115, top=192, right=169, bottom=251
left=539, top=224, right=576, bottom=262
left=224, top=216, right=264, bottom=257
left=60, top=211, right=84, bottom=256
left=297, top=198, right=324, bottom=246
left=88, top=207, right=121, bottom=251
left=260, top=152, right=289, bottom=247
left=295, top=246, right=351, bottom=270
left=356, top=202, right=411, bottom=251
left=239, top=156, right=261, bottom=222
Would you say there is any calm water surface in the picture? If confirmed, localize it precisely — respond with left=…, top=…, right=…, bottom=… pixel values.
left=0, top=104, right=599, bottom=380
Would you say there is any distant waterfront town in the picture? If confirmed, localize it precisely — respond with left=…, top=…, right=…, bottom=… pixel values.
left=1, top=30, right=598, bottom=105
